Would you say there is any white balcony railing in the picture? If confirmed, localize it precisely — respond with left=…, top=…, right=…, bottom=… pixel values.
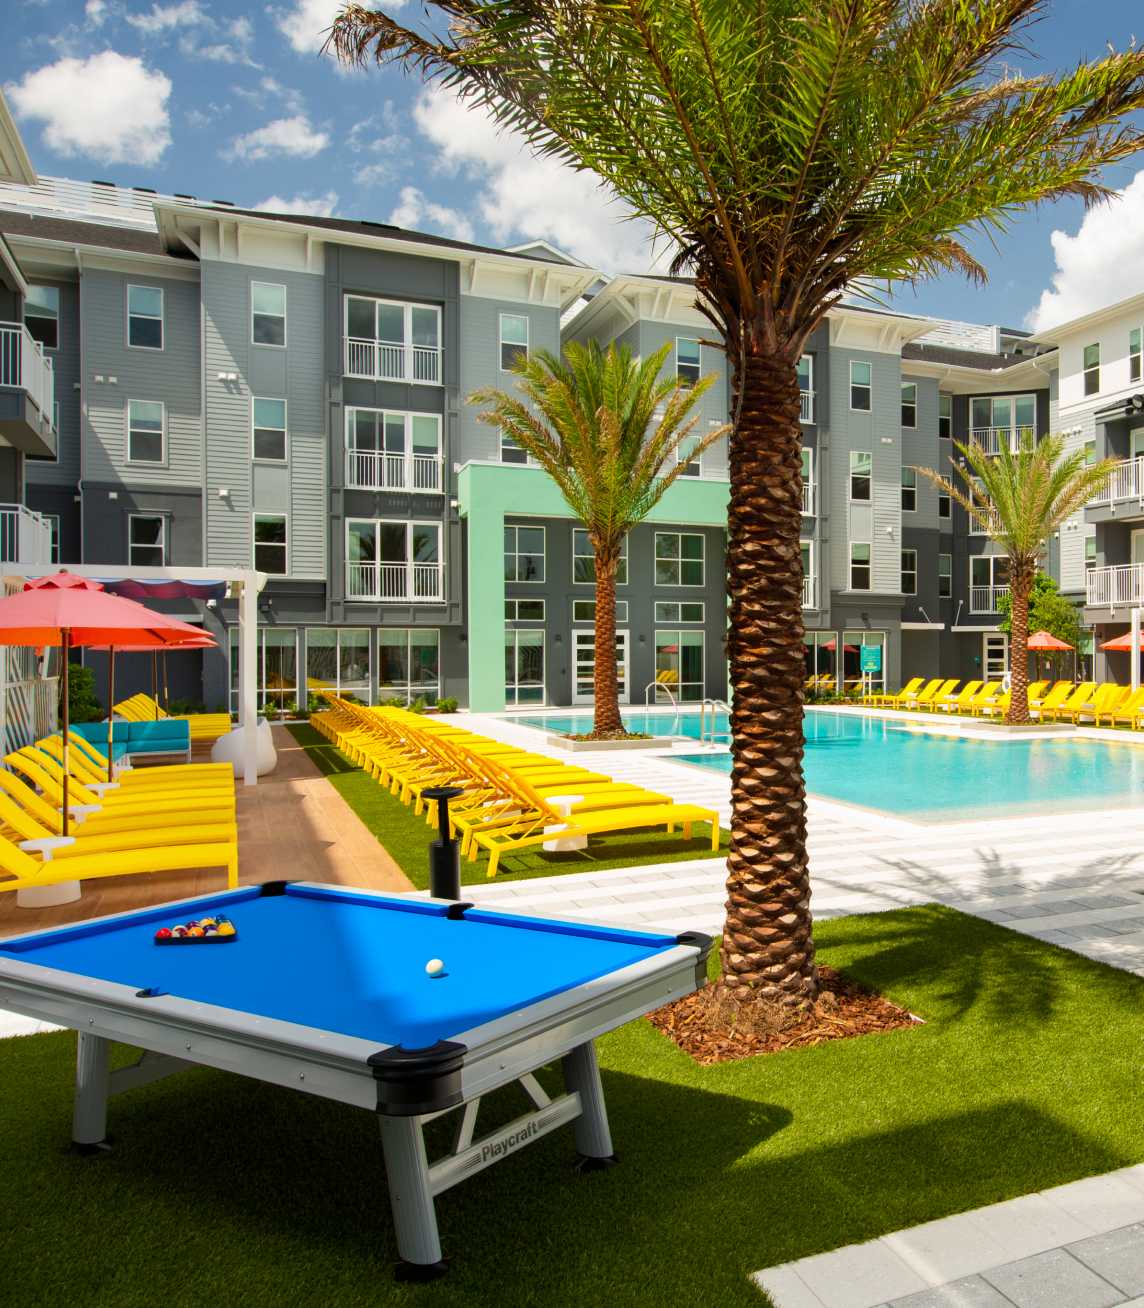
left=1086, top=563, right=1144, bottom=609
left=344, top=338, right=441, bottom=384
left=970, top=425, right=1035, bottom=455
left=345, top=449, right=443, bottom=493
left=801, top=481, right=814, bottom=515
left=970, top=584, right=1009, bottom=613
left=346, top=560, right=443, bottom=602
left=802, top=576, right=816, bottom=608
left=1088, top=456, right=1144, bottom=508
left=0, top=503, right=53, bottom=564
left=0, top=323, right=56, bottom=428
left=800, top=390, right=814, bottom=423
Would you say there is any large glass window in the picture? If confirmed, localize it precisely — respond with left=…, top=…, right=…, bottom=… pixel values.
left=572, top=528, right=627, bottom=585
left=504, top=525, right=545, bottom=582
left=378, top=628, right=440, bottom=704
left=499, top=313, right=529, bottom=371
left=345, top=408, right=441, bottom=490
left=1083, top=342, right=1100, bottom=396
left=252, top=397, right=287, bottom=462
left=306, top=628, right=371, bottom=702
left=344, top=296, right=441, bottom=383
left=901, top=382, right=917, bottom=428
left=254, top=514, right=288, bottom=575
left=900, top=548, right=917, bottom=595
left=127, top=285, right=163, bottom=350
left=505, top=629, right=544, bottom=706
left=850, top=360, right=871, bottom=411
left=850, top=542, right=871, bottom=590
left=655, top=630, right=704, bottom=702
left=843, top=629, right=885, bottom=693
left=229, top=628, right=299, bottom=712
left=24, top=285, right=59, bottom=349
left=251, top=282, right=286, bottom=347
left=127, top=399, right=164, bottom=463
left=676, top=338, right=701, bottom=386
left=347, top=520, right=442, bottom=600
left=901, top=466, right=917, bottom=511
left=804, top=630, right=836, bottom=688
left=969, top=394, right=1036, bottom=451
left=654, top=532, right=704, bottom=586
left=970, top=555, right=1010, bottom=611
left=849, top=450, right=872, bottom=501
left=128, top=514, right=165, bottom=567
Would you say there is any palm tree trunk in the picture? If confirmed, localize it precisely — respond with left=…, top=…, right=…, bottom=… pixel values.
left=1005, top=563, right=1034, bottom=725
left=722, top=349, right=818, bottom=1010
left=592, top=550, right=624, bottom=735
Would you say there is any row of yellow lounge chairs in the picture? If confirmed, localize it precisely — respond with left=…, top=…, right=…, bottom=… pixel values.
left=862, top=678, right=1144, bottom=726
left=312, top=697, right=721, bottom=878
left=0, top=732, right=238, bottom=900
left=112, top=692, right=232, bottom=743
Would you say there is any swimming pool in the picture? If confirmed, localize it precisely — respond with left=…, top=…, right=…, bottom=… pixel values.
left=511, top=709, right=1144, bottom=821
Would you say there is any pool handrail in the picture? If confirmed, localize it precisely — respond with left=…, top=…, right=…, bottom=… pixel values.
left=645, top=681, right=678, bottom=708
left=699, top=698, right=732, bottom=745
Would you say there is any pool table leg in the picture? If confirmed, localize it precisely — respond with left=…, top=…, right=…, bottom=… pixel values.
left=562, top=1041, right=617, bottom=1170
left=378, top=1115, right=448, bottom=1280
left=72, top=1032, right=111, bottom=1153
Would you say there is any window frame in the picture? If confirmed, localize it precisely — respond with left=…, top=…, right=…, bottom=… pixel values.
left=797, top=353, right=814, bottom=394
left=505, top=598, right=546, bottom=623
left=24, top=285, right=60, bottom=351
left=127, top=512, right=166, bottom=567
left=938, top=491, right=951, bottom=519
left=849, top=541, right=872, bottom=591
left=653, top=628, right=705, bottom=703
left=251, top=281, right=287, bottom=349
left=653, top=600, right=705, bottom=623
left=572, top=599, right=629, bottom=624
left=253, top=512, right=288, bottom=576
left=503, top=523, right=546, bottom=584
left=498, top=312, right=529, bottom=372
left=346, top=519, right=444, bottom=601
left=901, top=381, right=917, bottom=429
left=126, top=283, right=164, bottom=351
left=126, top=397, right=166, bottom=466
left=654, top=530, right=705, bottom=588
left=376, top=627, right=441, bottom=705
left=343, top=295, right=441, bottom=384
left=251, top=396, right=288, bottom=464
left=938, top=392, right=952, bottom=440
left=1084, top=536, right=1097, bottom=572
left=1083, top=342, right=1100, bottom=397
left=849, top=449, right=872, bottom=502
left=938, top=553, right=952, bottom=599
left=900, top=547, right=918, bottom=596
left=1131, top=328, right=1142, bottom=385
left=901, top=466, right=917, bottom=512
left=43, top=513, right=61, bottom=564
left=505, top=627, right=545, bottom=706
left=849, top=360, right=872, bottom=411
left=572, top=527, right=628, bottom=586
left=675, top=337, right=701, bottom=387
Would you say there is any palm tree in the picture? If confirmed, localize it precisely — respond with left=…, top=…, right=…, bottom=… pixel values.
left=920, top=435, right=1114, bottom=725
left=471, top=340, right=727, bottom=737
left=327, top=2, right=1144, bottom=1009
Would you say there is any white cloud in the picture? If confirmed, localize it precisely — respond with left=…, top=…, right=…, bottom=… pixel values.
left=224, top=114, right=328, bottom=161
left=127, top=0, right=207, bottom=32
left=182, top=16, right=259, bottom=65
left=253, top=190, right=339, bottom=217
left=85, top=0, right=107, bottom=25
left=354, top=160, right=394, bottom=187
left=1026, top=172, right=1144, bottom=332
left=276, top=0, right=405, bottom=55
left=6, top=52, right=172, bottom=165
left=234, top=76, right=304, bottom=114
left=388, top=185, right=475, bottom=243
left=409, top=87, right=665, bottom=272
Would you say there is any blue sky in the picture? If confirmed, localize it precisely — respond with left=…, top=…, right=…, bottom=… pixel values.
left=7, top=1, right=1144, bottom=332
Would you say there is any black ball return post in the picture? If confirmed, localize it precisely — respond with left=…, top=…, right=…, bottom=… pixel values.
left=422, top=786, right=464, bottom=901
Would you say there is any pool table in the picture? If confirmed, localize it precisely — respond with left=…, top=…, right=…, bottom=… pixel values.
left=0, top=881, right=710, bottom=1277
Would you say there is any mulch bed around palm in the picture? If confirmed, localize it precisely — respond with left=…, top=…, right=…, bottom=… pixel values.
left=649, top=965, right=920, bottom=1065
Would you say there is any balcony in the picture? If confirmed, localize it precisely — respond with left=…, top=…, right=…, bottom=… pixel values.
left=801, top=481, right=814, bottom=515
left=800, top=390, right=814, bottom=423
left=970, top=584, right=1009, bottom=613
left=0, top=323, right=57, bottom=457
left=345, top=449, right=443, bottom=493
left=970, top=425, right=1035, bottom=455
left=1087, top=456, right=1144, bottom=510
left=1087, top=563, right=1144, bottom=610
left=346, top=560, right=443, bottom=602
left=344, top=338, right=441, bottom=385
left=802, top=576, right=816, bottom=609
left=0, top=503, right=52, bottom=564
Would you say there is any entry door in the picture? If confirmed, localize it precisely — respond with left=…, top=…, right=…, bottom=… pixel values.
left=984, top=633, right=1008, bottom=679
left=573, top=629, right=630, bottom=704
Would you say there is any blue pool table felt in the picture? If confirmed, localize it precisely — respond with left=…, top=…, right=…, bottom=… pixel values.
left=0, top=886, right=678, bottom=1050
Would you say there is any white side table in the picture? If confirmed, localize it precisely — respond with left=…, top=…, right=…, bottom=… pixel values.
left=542, top=794, right=587, bottom=852
left=16, top=836, right=82, bottom=907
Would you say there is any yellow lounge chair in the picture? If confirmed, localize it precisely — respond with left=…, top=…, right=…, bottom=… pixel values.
left=34, top=737, right=234, bottom=792
left=961, top=682, right=1000, bottom=715
left=1040, top=682, right=1097, bottom=723
left=1060, top=683, right=1127, bottom=725
left=1030, top=681, right=1077, bottom=719
left=906, top=678, right=957, bottom=710
left=1099, top=686, right=1144, bottom=728
left=932, top=680, right=982, bottom=713
left=864, top=677, right=925, bottom=707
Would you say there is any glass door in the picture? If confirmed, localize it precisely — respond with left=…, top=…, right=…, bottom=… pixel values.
left=984, top=633, right=1009, bottom=679
left=572, top=629, right=629, bottom=704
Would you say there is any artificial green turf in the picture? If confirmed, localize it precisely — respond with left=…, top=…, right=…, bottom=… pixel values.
left=286, top=722, right=728, bottom=889
left=3, top=908, right=1143, bottom=1306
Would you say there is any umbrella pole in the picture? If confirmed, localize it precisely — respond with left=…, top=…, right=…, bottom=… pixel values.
left=61, top=630, right=70, bottom=838
left=163, top=649, right=169, bottom=714
left=106, top=646, right=115, bottom=785
left=152, top=651, right=159, bottom=719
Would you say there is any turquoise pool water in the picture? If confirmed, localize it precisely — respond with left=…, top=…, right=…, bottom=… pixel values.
left=511, top=709, right=1144, bottom=821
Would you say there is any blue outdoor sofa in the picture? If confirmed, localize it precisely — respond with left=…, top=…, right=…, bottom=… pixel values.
left=71, top=718, right=192, bottom=765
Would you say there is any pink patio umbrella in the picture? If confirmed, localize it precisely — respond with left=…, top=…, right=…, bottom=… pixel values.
left=1101, top=630, right=1142, bottom=652
left=1025, top=629, right=1075, bottom=682
left=0, top=572, right=211, bottom=832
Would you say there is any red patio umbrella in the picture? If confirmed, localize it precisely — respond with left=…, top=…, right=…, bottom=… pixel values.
left=1026, top=630, right=1073, bottom=651
left=1100, top=630, right=1144, bottom=652
left=0, top=572, right=210, bottom=833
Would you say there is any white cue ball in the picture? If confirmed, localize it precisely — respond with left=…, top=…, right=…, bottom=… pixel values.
left=425, top=958, right=445, bottom=977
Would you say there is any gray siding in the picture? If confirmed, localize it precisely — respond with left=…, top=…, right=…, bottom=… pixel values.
left=637, top=320, right=731, bottom=476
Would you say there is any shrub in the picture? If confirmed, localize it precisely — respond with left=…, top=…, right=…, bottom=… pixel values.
left=436, top=696, right=459, bottom=713
left=67, top=663, right=103, bottom=723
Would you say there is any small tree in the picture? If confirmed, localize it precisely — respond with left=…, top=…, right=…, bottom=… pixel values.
left=998, top=572, right=1082, bottom=680
left=920, top=436, right=1113, bottom=724
left=472, top=340, right=726, bottom=736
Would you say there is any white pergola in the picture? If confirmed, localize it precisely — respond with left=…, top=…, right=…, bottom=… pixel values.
left=0, top=561, right=266, bottom=786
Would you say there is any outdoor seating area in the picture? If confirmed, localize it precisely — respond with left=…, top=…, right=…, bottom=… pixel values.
left=112, top=693, right=232, bottom=743
left=70, top=718, right=192, bottom=764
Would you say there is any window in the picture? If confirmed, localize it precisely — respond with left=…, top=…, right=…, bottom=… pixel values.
left=344, top=408, right=441, bottom=490
left=970, top=555, right=1010, bottom=611
left=44, top=513, right=60, bottom=564
left=128, top=514, right=165, bottom=567
left=801, top=541, right=814, bottom=608
left=347, top=520, right=442, bottom=600
left=344, top=296, right=441, bottom=383
left=252, top=397, right=287, bottom=462
left=970, top=394, right=1036, bottom=451
left=901, top=382, right=917, bottom=428
left=677, top=434, right=702, bottom=477
left=655, top=630, right=704, bottom=702
left=797, top=354, right=813, bottom=394
left=938, top=553, right=952, bottom=599
left=306, top=628, right=371, bottom=702
left=654, top=601, right=705, bottom=623
left=500, top=431, right=533, bottom=465
left=1131, top=328, right=1142, bottom=385
left=504, top=525, right=545, bottom=582
left=127, top=285, right=163, bottom=350
left=1083, top=342, right=1100, bottom=396
left=499, top=313, right=528, bottom=370
left=938, top=393, right=952, bottom=440
left=229, top=629, right=299, bottom=712
left=939, top=491, right=951, bottom=519
left=505, top=598, right=546, bottom=622
left=804, top=630, right=837, bottom=683
left=801, top=447, right=814, bottom=514
left=676, top=338, right=701, bottom=386
left=24, top=285, right=59, bottom=349
left=843, top=630, right=885, bottom=693
left=251, top=282, right=286, bottom=347
left=849, top=450, right=872, bottom=501
left=1085, top=536, right=1097, bottom=572
left=572, top=528, right=627, bottom=585
left=505, top=630, right=544, bottom=705
left=378, top=629, right=440, bottom=704
left=254, top=513, right=288, bottom=575
left=127, top=399, right=164, bottom=463
left=1084, top=438, right=1096, bottom=465
left=901, top=466, right=917, bottom=512
left=654, top=532, right=704, bottom=586
left=573, top=599, right=628, bottom=623
left=900, top=548, right=917, bottom=595
left=850, top=542, right=871, bottom=590
left=850, top=360, right=871, bottom=411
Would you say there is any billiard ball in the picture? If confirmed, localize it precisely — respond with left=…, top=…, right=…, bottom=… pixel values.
left=425, top=958, right=445, bottom=977
left=188, top=926, right=205, bottom=938
left=204, top=927, right=218, bottom=937
left=155, top=927, right=172, bottom=940
left=199, top=917, right=217, bottom=928
left=217, top=922, right=236, bottom=937
left=172, top=926, right=187, bottom=938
